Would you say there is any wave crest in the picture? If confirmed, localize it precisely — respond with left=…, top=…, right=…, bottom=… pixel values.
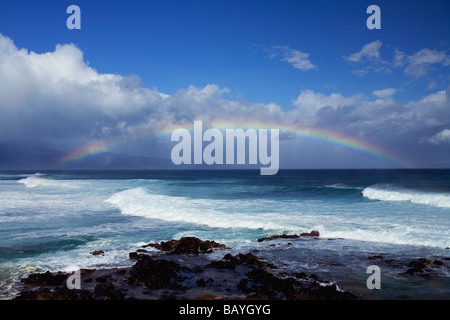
left=362, top=184, right=450, bottom=208
left=17, top=173, right=78, bottom=189
left=105, top=187, right=292, bottom=230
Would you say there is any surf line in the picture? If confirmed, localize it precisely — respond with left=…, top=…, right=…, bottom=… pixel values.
left=170, top=121, right=279, bottom=175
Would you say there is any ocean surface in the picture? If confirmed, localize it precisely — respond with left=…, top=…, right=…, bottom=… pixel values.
left=0, top=169, right=449, bottom=300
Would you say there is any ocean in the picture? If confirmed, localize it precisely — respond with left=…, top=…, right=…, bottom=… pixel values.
left=0, top=169, right=449, bottom=300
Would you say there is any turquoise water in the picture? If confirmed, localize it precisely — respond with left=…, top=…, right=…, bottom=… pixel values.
left=0, top=170, right=449, bottom=299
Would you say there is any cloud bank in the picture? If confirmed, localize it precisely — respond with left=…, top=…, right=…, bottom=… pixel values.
left=1, top=33, right=449, bottom=168
left=345, top=40, right=450, bottom=78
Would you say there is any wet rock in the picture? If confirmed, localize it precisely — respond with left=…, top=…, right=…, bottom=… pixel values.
left=14, top=287, right=92, bottom=300
left=417, top=258, right=433, bottom=267
left=257, top=234, right=299, bottom=242
left=94, top=282, right=125, bottom=300
left=129, top=252, right=137, bottom=259
left=129, top=251, right=144, bottom=260
left=300, top=230, right=320, bottom=237
left=91, top=250, right=104, bottom=256
left=20, top=271, right=67, bottom=287
left=196, top=278, right=206, bottom=287
left=238, top=267, right=292, bottom=299
left=206, top=252, right=277, bottom=270
left=192, top=295, right=227, bottom=300
left=237, top=266, right=356, bottom=300
left=14, top=237, right=359, bottom=301
left=95, top=276, right=110, bottom=284
left=128, top=255, right=188, bottom=290
left=293, top=272, right=318, bottom=281
left=196, top=278, right=213, bottom=287
left=294, top=272, right=309, bottom=280
left=116, top=269, right=127, bottom=275
left=405, top=267, right=424, bottom=275
left=142, top=237, right=228, bottom=254
left=407, top=258, right=433, bottom=269
left=404, top=258, right=438, bottom=275
left=433, top=260, right=444, bottom=266
left=295, top=282, right=357, bottom=300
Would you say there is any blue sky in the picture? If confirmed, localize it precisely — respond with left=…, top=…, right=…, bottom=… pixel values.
left=0, top=0, right=449, bottom=169
left=2, top=0, right=448, bottom=104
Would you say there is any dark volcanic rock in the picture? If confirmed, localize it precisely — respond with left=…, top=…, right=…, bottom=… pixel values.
left=405, top=267, right=424, bottom=275
left=20, top=271, right=67, bottom=287
left=404, top=258, right=439, bottom=275
left=206, top=252, right=277, bottom=270
left=94, top=282, right=125, bottom=300
left=237, top=267, right=356, bottom=300
left=14, top=237, right=359, bottom=301
left=433, top=260, right=444, bottom=266
left=296, top=282, right=357, bottom=300
left=91, top=250, right=104, bottom=256
left=128, top=255, right=188, bottom=290
left=300, top=230, right=320, bottom=237
left=407, top=258, right=433, bottom=269
left=14, top=287, right=92, bottom=300
left=294, top=272, right=318, bottom=281
left=257, top=234, right=299, bottom=242
left=142, top=237, right=228, bottom=254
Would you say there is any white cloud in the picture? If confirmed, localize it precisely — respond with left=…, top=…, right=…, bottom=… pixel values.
left=290, top=90, right=363, bottom=120
left=346, top=44, right=450, bottom=79
left=344, top=40, right=382, bottom=62
left=0, top=33, right=287, bottom=151
left=404, top=48, right=450, bottom=78
left=372, top=88, right=397, bottom=99
left=427, top=129, right=450, bottom=145
left=1, top=33, right=450, bottom=168
left=392, top=49, right=406, bottom=68
left=270, top=45, right=317, bottom=70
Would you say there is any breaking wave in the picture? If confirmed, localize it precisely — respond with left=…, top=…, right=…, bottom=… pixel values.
left=362, top=184, right=450, bottom=208
left=17, top=173, right=78, bottom=189
left=105, top=187, right=292, bottom=230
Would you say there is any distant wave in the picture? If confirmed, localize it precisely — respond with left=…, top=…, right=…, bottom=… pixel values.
left=325, top=183, right=363, bottom=190
left=17, top=173, right=48, bottom=188
left=17, top=173, right=78, bottom=189
left=362, top=184, right=450, bottom=208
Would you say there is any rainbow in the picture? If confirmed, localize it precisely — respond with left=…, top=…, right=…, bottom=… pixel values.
left=57, top=121, right=415, bottom=168
left=58, top=140, right=111, bottom=165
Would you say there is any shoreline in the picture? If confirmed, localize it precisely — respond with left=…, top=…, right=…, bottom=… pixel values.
left=12, top=235, right=359, bottom=300
left=10, top=234, right=450, bottom=300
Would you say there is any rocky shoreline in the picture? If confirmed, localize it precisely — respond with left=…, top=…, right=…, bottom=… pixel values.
left=13, top=233, right=361, bottom=300
left=12, top=233, right=450, bottom=300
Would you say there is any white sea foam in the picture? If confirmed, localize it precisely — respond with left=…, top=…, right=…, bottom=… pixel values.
left=106, top=187, right=292, bottom=230
left=17, top=173, right=79, bottom=189
left=325, top=183, right=361, bottom=190
left=104, top=186, right=450, bottom=248
left=362, top=184, right=450, bottom=208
